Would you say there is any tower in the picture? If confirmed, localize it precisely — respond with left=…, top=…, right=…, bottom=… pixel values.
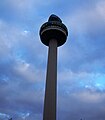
left=39, top=14, right=68, bottom=120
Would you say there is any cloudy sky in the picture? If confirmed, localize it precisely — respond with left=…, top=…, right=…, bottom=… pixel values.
left=0, top=0, right=105, bottom=120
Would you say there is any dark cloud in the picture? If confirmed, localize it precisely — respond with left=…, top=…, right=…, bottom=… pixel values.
left=57, top=90, right=105, bottom=120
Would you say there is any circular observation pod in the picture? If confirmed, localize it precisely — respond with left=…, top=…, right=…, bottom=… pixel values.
left=39, top=14, right=68, bottom=47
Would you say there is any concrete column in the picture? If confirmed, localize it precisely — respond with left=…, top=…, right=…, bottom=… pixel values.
left=43, top=39, right=57, bottom=120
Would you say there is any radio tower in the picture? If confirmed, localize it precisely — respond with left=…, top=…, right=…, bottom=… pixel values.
left=39, top=14, right=68, bottom=120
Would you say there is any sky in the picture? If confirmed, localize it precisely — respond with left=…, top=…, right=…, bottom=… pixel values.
left=0, top=0, right=105, bottom=120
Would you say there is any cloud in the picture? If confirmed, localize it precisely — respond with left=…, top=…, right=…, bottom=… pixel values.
left=96, top=0, right=105, bottom=20
left=0, top=0, right=56, bottom=29
left=58, top=0, right=105, bottom=73
left=58, top=69, right=105, bottom=95
left=57, top=64, right=105, bottom=120
left=0, top=19, right=45, bottom=119
left=58, top=88, right=105, bottom=120
left=0, top=0, right=105, bottom=120
left=7, top=0, right=55, bottom=11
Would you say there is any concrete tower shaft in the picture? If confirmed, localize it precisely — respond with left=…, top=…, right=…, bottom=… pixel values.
left=43, top=39, right=57, bottom=120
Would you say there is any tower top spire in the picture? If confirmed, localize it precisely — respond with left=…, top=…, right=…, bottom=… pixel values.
left=48, top=14, right=62, bottom=23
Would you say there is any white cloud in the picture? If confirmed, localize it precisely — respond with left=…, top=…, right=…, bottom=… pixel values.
left=96, top=0, right=105, bottom=20
left=0, top=112, right=9, bottom=119
left=6, top=0, right=37, bottom=12
left=58, top=0, right=105, bottom=74
left=58, top=70, right=105, bottom=92
left=72, top=91, right=105, bottom=103
left=17, top=112, right=30, bottom=119
left=7, top=0, right=56, bottom=13
left=64, top=0, right=105, bottom=33
left=14, top=58, right=45, bottom=82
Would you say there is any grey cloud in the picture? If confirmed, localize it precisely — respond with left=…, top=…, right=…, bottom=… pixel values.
left=0, top=0, right=105, bottom=120
left=0, top=20, right=45, bottom=119
left=58, top=90, right=105, bottom=120
left=58, top=0, right=105, bottom=73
